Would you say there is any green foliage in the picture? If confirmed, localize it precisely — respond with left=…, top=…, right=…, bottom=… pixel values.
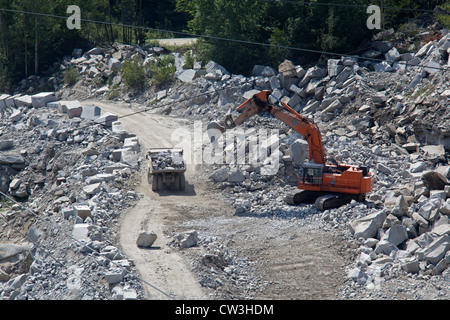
left=176, top=0, right=371, bottom=74
left=177, top=0, right=447, bottom=75
left=183, top=50, right=195, bottom=69
left=149, top=54, right=176, bottom=86
left=269, top=28, right=289, bottom=67
left=146, top=39, right=161, bottom=47
left=437, top=1, right=450, bottom=28
left=64, top=67, right=80, bottom=87
left=178, top=0, right=269, bottom=75
left=106, top=87, right=120, bottom=100
left=121, top=56, right=147, bottom=89
left=0, top=0, right=188, bottom=89
left=93, top=75, right=105, bottom=87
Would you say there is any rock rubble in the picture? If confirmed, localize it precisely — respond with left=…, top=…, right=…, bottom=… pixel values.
left=150, top=29, right=449, bottom=297
left=0, top=94, right=144, bottom=300
left=1, top=26, right=449, bottom=300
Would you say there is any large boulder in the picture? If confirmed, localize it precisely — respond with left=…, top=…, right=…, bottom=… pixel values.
left=381, top=225, right=408, bottom=247
left=94, top=112, right=118, bottom=127
left=289, top=139, right=309, bottom=166
left=415, top=235, right=450, bottom=265
left=327, top=59, right=343, bottom=77
left=227, top=168, right=245, bottom=183
left=136, top=231, right=157, bottom=248
left=278, top=60, right=296, bottom=77
left=177, top=69, right=200, bottom=83
left=31, top=92, right=56, bottom=108
left=0, top=155, right=25, bottom=165
left=81, top=105, right=101, bottom=120
left=211, top=167, right=229, bottom=183
left=252, top=65, right=276, bottom=77
left=180, top=230, right=198, bottom=248
left=14, top=95, right=32, bottom=107
left=421, top=171, right=448, bottom=190
left=349, top=209, right=387, bottom=239
left=205, top=61, right=229, bottom=76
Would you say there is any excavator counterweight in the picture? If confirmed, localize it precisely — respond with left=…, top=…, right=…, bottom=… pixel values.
left=207, top=90, right=374, bottom=211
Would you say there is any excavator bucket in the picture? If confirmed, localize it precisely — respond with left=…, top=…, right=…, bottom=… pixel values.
left=206, top=121, right=226, bottom=148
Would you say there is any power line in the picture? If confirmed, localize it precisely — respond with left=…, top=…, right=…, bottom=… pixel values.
left=0, top=6, right=448, bottom=73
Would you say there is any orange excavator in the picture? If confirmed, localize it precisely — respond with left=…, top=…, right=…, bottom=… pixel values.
left=207, top=90, right=374, bottom=211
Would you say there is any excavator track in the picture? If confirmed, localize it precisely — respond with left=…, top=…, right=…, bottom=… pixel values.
left=314, top=193, right=365, bottom=211
left=286, top=191, right=366, bottom=211
left=285, top=190, right=325, bottom=205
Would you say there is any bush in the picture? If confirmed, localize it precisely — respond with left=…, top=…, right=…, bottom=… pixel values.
left=121, top=56, right=147, bottom=90
left=183, top=50, right=195, bottom=69
left=64, top=67, right=79, bottom=86
left=437, top=2, right=450, bottom=28
left=106, top=88, right=120, bottom=100
left=149, top=54, right=176, bottom=86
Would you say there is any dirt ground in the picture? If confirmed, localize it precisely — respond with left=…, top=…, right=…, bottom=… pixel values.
left=88, top=100, right=356, bottom=300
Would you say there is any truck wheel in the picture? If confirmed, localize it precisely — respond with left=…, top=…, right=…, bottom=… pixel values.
left=148, top=170, right=152, bottom=185
left=157, top=174, right=164, bottom=191
left=151, top=174, right=158, bottom=191
left=174, top=174, right=180, bottom=191
left=179, top=174, right=186, bottom=191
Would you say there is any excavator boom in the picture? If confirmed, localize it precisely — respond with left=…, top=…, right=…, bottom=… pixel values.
left=208, top=90, right=326, bottom=164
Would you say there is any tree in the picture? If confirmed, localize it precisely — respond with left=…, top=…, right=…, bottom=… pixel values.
left=177, top=0, right=270, bottom=75
left=176, top=0, right=376, bottom=73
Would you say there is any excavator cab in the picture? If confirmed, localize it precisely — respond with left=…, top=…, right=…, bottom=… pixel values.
left=299, top=163, right=324, bottom=186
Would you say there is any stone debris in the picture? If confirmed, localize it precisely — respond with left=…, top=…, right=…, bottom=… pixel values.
left=0, top=93, right=143, bottom=299
left=150, top=151, right=185, bottom=171
left=168, top=230, right=199, bottom=248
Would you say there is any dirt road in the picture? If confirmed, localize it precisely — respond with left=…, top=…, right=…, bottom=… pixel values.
left=84, top=101, right=354, bottom=300
left=84, top=101, right=213, bottom=299
left=156, top=38, right=198, bottom=47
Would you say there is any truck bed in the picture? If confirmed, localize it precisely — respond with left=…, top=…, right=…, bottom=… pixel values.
left=147, top=148, right=186, bottom=174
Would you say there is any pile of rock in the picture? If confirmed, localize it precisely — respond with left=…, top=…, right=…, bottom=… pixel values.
left=150, top=151, right=185, bottom=171
left=13, top=43, right=168, bottom=97
left=172, top=231, right=264, bottom=299
left=0, top=92, right=144, bottom=300
left=150, top=34, right=448, bottom=161
left=347, top=168, right=449, bottom=287
left=196, top=31, right=450, bottom=293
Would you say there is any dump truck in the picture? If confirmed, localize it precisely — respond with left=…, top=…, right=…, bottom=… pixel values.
left=147, top=148, right=186, bottom=191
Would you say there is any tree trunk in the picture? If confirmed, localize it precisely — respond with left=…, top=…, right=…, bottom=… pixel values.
left=108, top=0, right=114, bottom=43
left=122, top=0, right=126, bottom=43
left=34, top=15, right=38, bottom=75
left=24, top=30, right=28, bottom=77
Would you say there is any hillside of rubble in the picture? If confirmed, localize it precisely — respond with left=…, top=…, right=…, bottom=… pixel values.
left=0, top=21, right=449, bottom=301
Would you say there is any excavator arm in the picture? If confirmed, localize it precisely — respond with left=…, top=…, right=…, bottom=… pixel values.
left=207, top=90, right=326, bottom=165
